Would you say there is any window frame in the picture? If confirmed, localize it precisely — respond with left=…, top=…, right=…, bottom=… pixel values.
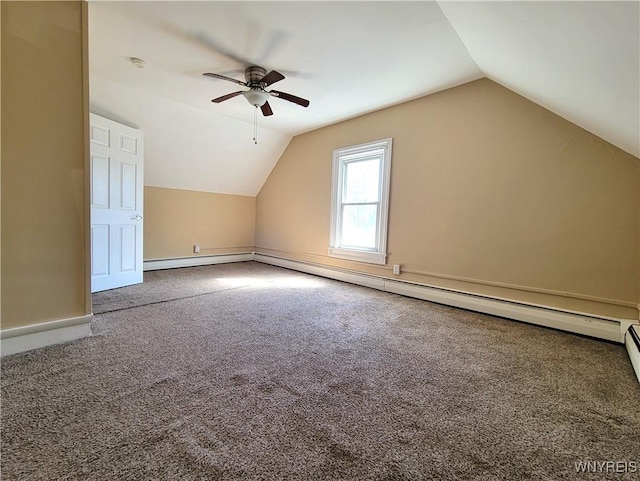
left=329, top=138, right=392, bottom=265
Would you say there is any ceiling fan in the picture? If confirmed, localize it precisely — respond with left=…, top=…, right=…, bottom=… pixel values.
left=203, top=65, right=310, bottom=116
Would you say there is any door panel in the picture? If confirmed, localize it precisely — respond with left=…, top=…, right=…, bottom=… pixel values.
left=120, top=161, right=138, bottom=210
left=91, top=225, right=110, bottom=277
left=91, top=155, right=110, bottom=208
left=90, top=114, right=144, bottom=293
left=119, top=225, right=137, bottom=272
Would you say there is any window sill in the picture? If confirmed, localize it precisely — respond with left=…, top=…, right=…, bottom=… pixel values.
left=328, top=247, right=387, bottom=265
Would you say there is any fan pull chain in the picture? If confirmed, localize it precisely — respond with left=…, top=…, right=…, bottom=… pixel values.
left=253, top=106, right=258, bottom=144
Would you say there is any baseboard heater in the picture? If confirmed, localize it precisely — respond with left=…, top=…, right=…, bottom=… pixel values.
left=626, top=324, right=640, bottom=383
left=144, top=253, right=253, bottom=271
left=253, top=253, right=631, bottom=345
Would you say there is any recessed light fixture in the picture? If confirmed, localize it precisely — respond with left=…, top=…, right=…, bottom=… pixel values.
left=130, top=57, right=146, bottom=69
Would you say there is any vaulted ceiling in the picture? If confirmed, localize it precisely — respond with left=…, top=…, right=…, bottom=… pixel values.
left=88, top=1, right=639, bottom=196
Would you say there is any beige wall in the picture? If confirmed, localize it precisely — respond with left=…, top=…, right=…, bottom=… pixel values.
left=1, top=1, right=89, bottom=329
left=144, top=186, right=255, bottom=260
left=256, top=79, right=640, bottom=320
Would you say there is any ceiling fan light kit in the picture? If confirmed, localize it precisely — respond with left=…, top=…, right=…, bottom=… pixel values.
left=244, top=88, right=269, bottom=107
left=203, top=65, right=310, bottom=143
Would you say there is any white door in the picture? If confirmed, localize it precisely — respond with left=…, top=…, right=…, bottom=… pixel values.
left=90, top=113, right=144, bottom=293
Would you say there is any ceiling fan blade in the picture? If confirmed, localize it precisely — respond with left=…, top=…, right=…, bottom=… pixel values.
left=260, top=70, right=285, bottom=87
left=269, top=90, right=310, bottom=107
left=212, top=91, right=245, bottom=103
left=256, top=29, right=289, bottom=65
left=203, top=72, right=247, bottom=86
left=194, top=33, right=252, bottom=66
left=261, top=101, right=274, bottom=117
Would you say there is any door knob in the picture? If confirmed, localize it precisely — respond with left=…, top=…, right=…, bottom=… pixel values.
left=131, top=215, right=143, bottom=220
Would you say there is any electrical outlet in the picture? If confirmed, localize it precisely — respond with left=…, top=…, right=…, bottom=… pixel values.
left=194, top=244, right=200, bottom=253
left=393, top=264, right=401, bottom=275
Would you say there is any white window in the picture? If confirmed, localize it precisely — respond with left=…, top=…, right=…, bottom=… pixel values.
left=329, top=138, right=392, bottom=265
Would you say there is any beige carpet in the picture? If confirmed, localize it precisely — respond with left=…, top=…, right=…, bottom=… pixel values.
left=2, top=262, right=639, bottom=480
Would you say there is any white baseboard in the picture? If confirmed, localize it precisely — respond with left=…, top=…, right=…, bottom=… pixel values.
left=1, top=314, right=93, bottom=357
left=625, top=324, right=640, bottom=383
left=254, top=253, right=629, bottom=344
left=144, top=253, right=254, bottom=271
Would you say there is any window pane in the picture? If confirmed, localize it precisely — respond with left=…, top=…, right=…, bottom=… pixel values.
left=340, top=204, right=377, bottom=249
left=343, top=158, right=380, bottom=203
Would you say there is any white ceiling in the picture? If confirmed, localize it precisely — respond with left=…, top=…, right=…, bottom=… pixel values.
left=88, top=1, right=639, bottom=196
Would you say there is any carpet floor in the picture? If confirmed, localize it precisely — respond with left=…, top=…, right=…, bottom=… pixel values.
left=1, top=261, right=639, bottom=480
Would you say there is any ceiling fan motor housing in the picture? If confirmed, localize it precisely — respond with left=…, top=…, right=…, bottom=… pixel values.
left=245, top=66, right=268, bottom=86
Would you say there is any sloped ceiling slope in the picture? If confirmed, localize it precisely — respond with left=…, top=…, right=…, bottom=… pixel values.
left=439, top=0, right=639, bottom=159
left=88, top=1, right=639, bottom=197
